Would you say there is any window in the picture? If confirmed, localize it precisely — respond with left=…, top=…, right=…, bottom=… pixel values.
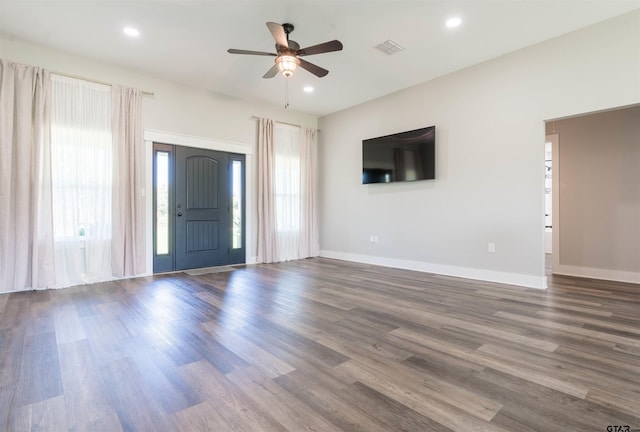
left=257, top=119, right=318, bottom=263
left=231, top=159, right=243, bottom=249
left=51, top=75, right=113, bottom=286
left=274, top=124, right=301, bottom=233
left=156, top=151, right=170, bottom=255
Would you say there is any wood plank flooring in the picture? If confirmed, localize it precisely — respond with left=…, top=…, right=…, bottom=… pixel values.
left=1, top=257, right=639, bottom=431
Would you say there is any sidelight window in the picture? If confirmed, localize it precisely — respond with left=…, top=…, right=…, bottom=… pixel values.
left=156, top=151, right=170, bottom=255
left=231, top=160, right=243, bottom=249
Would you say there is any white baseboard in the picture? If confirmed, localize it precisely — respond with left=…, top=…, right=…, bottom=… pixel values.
left=319, top=250, right=547, bottom=290
left=554, top=264, right=640, bottom=285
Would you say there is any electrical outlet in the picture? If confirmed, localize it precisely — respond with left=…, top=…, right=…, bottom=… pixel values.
left=488, top=243, right=496, bottom=253
left=370, top=235, right=379, bottom=244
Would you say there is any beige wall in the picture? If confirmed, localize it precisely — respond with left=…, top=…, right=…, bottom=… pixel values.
left=3, top=10, right=640, bottom=287
left=547, top=105, right=640, bottom=282
left=318, top=10, right=640, bottom=288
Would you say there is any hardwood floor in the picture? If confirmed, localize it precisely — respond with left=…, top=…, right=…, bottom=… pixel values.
left=1, top=258, right=639, bottom=431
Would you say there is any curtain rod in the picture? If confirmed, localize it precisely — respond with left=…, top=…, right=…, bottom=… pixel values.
left=15, top=62, right=154, bottom=96
left=52, top=71, right=154, bottom=96
left=250, top=116, right=320, bottom=132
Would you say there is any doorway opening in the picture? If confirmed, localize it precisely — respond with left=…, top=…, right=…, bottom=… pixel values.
left=544, top=134, right=557, bottom=277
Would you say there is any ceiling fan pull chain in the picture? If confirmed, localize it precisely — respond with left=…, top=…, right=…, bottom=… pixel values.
left=284, top=77, right=289, bottom=109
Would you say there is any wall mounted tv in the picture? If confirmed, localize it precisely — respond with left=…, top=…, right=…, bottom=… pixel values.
left=362, top=126, right=435, bottom=185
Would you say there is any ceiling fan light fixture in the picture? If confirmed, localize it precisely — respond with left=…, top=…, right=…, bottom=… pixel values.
left=276, top=55, right=300, bottom=77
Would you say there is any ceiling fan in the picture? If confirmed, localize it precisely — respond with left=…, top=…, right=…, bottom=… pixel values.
left=227, top=22, right=343, bottom=79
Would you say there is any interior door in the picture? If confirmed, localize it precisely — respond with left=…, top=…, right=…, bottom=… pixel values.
left=174, top=146, right=229, bottom=270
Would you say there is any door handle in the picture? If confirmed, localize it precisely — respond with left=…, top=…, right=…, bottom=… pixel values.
left=177, top=212, right=183, bottom=217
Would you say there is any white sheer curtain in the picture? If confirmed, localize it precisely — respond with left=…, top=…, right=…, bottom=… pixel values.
left=51, top=75, right=113, bottom=287
left=0, top=60, right=55, bottom=292
left=274, top=124, right=302, bottom=261
left=257, top=118, right=319, bottom=263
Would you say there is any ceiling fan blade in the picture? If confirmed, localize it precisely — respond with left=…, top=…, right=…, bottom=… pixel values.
left=266, top=22, right=288, bottom=49
left=297, top=40, right=343, bottom=57
left=298, top=58, right=329, bottom=77
left=228, top=49, right=277, bottom=56
left=263, top=64, right=279, bottom=79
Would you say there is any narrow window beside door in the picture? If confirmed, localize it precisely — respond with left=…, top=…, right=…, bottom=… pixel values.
left=232, top=160, right=243, bottom=249
left=156, top=151, right=170, bottom=255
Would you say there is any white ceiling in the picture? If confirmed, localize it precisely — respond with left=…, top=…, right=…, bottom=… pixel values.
left=1, top=1, right=639, bottom=116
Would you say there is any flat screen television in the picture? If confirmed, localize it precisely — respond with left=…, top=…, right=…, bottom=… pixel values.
left=362, top=126, right=435, bottom=184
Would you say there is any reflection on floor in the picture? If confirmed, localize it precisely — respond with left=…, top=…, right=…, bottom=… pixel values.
left=0, top=257, right=638, bottom=431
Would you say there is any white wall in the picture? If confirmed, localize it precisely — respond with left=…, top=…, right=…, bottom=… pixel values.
left=318, top=10, right=640, bottom=289
left=1, top=36, right=318, bottom=268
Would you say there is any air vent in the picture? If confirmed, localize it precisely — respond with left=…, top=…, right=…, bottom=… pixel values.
left=375, top=39, right=405, bottom=55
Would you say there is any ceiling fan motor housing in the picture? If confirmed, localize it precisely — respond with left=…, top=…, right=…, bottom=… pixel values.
left=282, top=23, right=294, bottom=35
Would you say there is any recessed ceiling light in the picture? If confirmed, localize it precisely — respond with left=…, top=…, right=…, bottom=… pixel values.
left=123, top=27, right=140, bottom=37
left=303, top=86, right=314, bottom=93
left=446, top=17, right=462, bottom=28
